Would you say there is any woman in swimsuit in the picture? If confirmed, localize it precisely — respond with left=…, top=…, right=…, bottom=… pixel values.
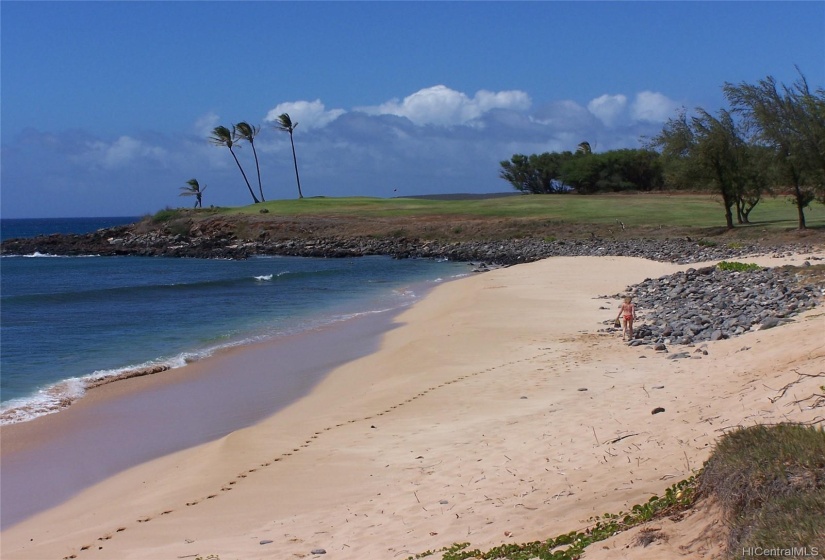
left=616, top=296, right=637, bottom=341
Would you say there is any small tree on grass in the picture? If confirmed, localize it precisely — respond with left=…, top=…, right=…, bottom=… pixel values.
left=724, top=70, right=825, bottom=229
left=180, top=179, right=206, bottom=208
left=650, top=108, right=753, bottom=229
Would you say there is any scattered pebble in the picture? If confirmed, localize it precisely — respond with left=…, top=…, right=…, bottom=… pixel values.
left=651, top=407, right=666, bottom=415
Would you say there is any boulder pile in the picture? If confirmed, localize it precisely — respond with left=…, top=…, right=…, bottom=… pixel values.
left=613, top=265, right=823, bottom=347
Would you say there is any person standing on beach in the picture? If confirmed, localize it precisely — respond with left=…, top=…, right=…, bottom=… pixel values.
left=616, top=296, right=637, bottom=341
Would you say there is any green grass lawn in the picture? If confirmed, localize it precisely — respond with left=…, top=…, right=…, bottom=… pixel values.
left=217, top=193, right=825, bottom=231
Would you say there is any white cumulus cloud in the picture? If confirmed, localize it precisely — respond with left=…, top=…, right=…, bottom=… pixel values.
left=359, top=85, right=531, bottom=127
left=587, top=94, right=628, bottom=127
left=631, top=91, right=679, bottom=123
left=264, top=99, right=345, bottom=131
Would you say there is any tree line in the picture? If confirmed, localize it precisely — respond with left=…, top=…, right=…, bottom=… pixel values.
left=499, top=70, right=825, bottom=229
left=180, top=113, right=303, bottom=208
left=499, top=144, right=664, bottom=195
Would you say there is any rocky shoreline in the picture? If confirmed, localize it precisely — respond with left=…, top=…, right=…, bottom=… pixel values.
left=603, top=264, right=824, bottom=350
left=2, top=222, right=823, bottom=266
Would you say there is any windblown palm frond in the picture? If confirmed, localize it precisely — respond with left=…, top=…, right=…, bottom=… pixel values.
left=209, top=125, right=235, bottom=148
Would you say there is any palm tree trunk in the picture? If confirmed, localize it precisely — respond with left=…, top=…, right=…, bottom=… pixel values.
left=229, top=147, right=260, bottom=204
left=289, top=134, right=303, bottom=199
left=251, top=143, right=265, bottom=202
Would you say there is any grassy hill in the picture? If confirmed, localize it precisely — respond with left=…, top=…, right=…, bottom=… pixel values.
left=159, top=193, right=825, bottom=245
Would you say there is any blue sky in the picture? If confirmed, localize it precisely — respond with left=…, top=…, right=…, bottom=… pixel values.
left=1, top=1, right=823, bottom=218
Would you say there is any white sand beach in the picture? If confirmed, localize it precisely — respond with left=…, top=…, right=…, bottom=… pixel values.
left=2, top=252, right=824, bottom=560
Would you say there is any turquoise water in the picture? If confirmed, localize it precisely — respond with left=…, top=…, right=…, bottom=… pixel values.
left=0, top=218, right=469, bottom=423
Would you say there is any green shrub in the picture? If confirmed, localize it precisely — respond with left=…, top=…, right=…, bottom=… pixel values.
left=408, top=477, right=698, bottom=560
left=717, top=261, right=761, bottom=272
left=700, top=424, right=825, bottom=555
left=151, top=207, right=184, bottom=223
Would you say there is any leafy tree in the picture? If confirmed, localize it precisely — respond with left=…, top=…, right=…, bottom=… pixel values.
left=234, top=122, right=265, bottom=202
left=691, top=109, right=747, bottom=229
left=646, top=109, right=697, bottom=190
left=560, top=149, right=663, bottom=193
left=560, top=152, right=602, bottom=194
left=274, top=113, right=303, bottom=199
left=724, top=71, right=825, bottom=229
left=179, top=178, right=206, bottom=208
left=650, top=108, right=753, bottom=229
left=499, top=154, right=534, bottom=193
left=499, top=152, right=570, bottom=193
left=209, top=125, right=260, bottom=204
left=734, top=144, right=774, bottom=224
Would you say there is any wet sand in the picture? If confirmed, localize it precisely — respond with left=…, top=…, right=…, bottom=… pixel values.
left=1, top=309, right=399, bottom=528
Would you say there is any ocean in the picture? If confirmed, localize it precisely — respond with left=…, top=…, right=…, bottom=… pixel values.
left=0, top=217, right=470, bottom=424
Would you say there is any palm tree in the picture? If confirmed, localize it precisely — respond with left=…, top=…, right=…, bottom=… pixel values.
left=576, top=141, right=592, bottom=155
left=274, top=113, right=304, bottom=199
left=209, top=125, right=260, bottom=204
left=180, top=178, right=206, bottom=208
left=234, top=122, right=265, bottom=202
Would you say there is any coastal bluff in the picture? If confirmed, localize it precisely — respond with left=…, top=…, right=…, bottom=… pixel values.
left=2, top=213, right=822, bottom=265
